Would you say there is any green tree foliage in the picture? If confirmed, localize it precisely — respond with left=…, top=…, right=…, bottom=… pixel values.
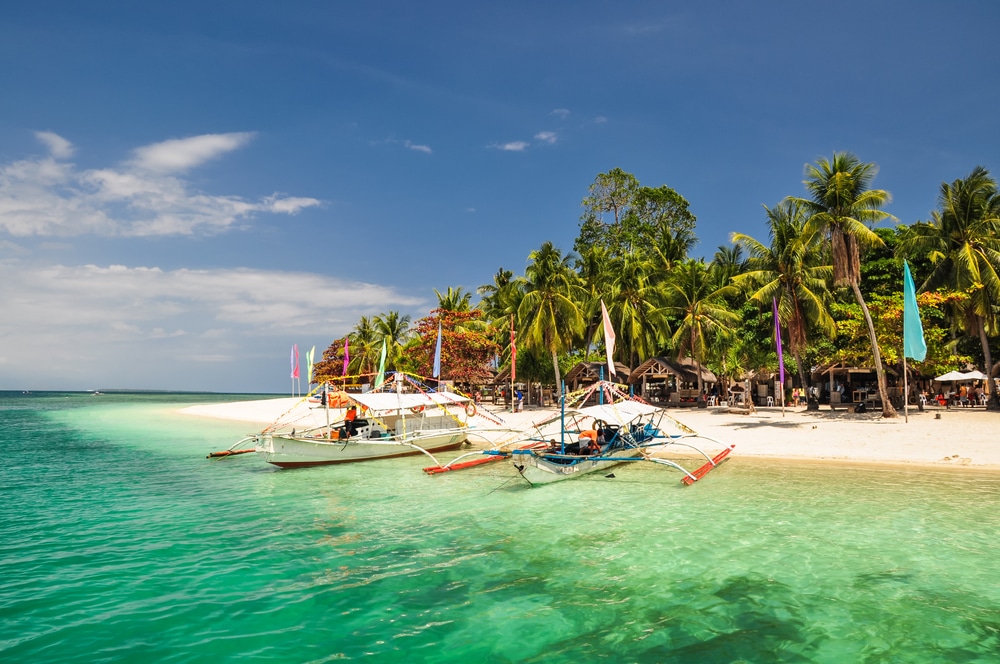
left=898, top=166, right=1000, bottom=405
left=796, top=152, right=898, bottom=417
left=732, top=198, right=835, bottom=391
left=663, top=259, right=740, bottom=394
left=575, top=168, right=697, bottom=261
left=518, top=241, right=584, bottom=388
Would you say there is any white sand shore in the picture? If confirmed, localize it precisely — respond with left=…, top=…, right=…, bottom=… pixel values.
left=178, top=398, right=1000, bottom=469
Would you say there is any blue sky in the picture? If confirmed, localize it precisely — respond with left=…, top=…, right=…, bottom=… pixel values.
left=1, top=1, right=998, bottom=392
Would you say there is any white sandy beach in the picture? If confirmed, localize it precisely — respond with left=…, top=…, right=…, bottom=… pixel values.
left=179, top=397, right=1000, bottom=470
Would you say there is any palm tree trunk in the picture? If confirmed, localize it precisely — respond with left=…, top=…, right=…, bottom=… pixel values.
left=850, top=282, right=897, bottom=418
left=551, top=348, right=562, bottom=393
left=794, top=348, right=809, bottom=400
left=976, top=316, right=999, bottom=411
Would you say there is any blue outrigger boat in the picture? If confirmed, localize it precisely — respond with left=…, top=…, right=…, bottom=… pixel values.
left=433, top=381, right=735, bottom=486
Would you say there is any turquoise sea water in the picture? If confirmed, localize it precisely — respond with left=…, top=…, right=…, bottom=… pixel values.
left=2, top=392, right=999, bottom=663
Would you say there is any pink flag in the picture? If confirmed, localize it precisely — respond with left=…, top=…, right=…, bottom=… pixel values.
left=601, top=299, right=616, bottom=380
left=291, top=344, right=300, bottom=379
left=342, top=337, right=350, bottom=376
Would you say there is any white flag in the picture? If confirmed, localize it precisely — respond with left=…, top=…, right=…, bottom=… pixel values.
left=601, top=299, right=616, bottom=380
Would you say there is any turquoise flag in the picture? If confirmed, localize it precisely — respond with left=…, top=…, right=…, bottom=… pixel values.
left=374, top=339, right=387, bottom=388
left=903, top=261, right=927, bottom=361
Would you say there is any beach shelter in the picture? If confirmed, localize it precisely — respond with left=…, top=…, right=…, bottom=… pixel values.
left=961, top=370, right=988, bottom=381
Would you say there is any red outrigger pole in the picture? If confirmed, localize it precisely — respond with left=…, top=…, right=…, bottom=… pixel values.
left=680, top=443, right=736, bottom=486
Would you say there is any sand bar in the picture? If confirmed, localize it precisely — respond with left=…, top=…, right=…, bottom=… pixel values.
left=179, top=398, right=1000, bottom=469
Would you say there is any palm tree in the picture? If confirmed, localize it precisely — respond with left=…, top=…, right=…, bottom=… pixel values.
left=795, top=152, right=897, bottom=417
left=435, top=286, right=473, bottom=312
left=575, top=244, right=613, bottom=357
left=606, top=253, right=670, bottom=368
left=374, top=310, right=411, bottom=370
left=732, top=199, right=836, bottom=394
left=663, top=259, right=740, bottom=395
left=518, top=242, right=585, bottom=389
left=898, top=166, right=1000, bottom=406
left=478, top=267, right=525, bottom=367
left=350, top=315, right=380, bottom=375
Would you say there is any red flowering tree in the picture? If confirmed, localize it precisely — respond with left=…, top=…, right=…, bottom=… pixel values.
left=313, top=339, right=348, bottom=384
left=410, top=308, right=498, bottom=386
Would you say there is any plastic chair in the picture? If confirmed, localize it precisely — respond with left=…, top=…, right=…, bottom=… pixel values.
left=707, top=396, right=717, bottom=407
left=766, top=396, right=774, bottom=407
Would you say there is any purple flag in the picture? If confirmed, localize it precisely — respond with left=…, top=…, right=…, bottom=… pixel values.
left=342, top=336, right=350, bottom=376
left=772, top=298, right=785, bottom=385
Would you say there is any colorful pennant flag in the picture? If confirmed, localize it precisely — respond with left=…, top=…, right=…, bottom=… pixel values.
left=772, top=298, right=785, bottom=386
left=432, top=321, right=442, bottom=379
left=374, top=339, right=387, bottom=388
left=291, top=344, right=300, bottom=380
left=903, top=261, right=927, bottom=362
left=510, top=315, right=517, bottom=383
left=342, top=336, right=350, bottom=376
left=601, top=299, right=616, bottom=380
left=306, top=346, right=315, bottom=384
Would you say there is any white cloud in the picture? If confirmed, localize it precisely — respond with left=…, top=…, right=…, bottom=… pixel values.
left=130, top=132, right=256, bottom=173
left=491, top=141, right=529, bottom=152
left=594, top=116, right=608, bottom=124
left=465, top=207, right=476, bottom=213
left=35, top=131, right=75, bottom=159
left=0, top=260, right=425, bottom=390
left=261, top=194, right=322, bottom=215
left=550, top=108, right=570, bottom=119
left=534, top=131, right=557, bottom=144
left=403, top=140, right=432, bottom=154
left=0, top=132, right=320, bottom=237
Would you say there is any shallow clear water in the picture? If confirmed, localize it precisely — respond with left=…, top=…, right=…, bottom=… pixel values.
left=2, top=392, right=999, bottom=662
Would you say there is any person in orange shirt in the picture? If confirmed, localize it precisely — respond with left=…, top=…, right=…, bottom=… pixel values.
left=578, top=429, right=601, bottom=455
left=344, top=405, right=358, bottom=436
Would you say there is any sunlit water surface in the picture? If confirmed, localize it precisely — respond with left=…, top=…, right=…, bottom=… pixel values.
left=2, top=392, right=999, bottom=663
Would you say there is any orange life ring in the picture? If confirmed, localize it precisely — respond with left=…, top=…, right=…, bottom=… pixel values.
left=465, top=402, right=477, bottom=417
left=410, top=405, right=425, bottom=414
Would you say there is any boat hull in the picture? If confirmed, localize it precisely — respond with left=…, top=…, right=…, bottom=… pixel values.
left=514, top=447, right=644, bottom=485
left=255, top=431, right=467, bottom=468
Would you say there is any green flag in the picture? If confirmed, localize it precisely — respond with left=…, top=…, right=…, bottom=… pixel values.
left=903, top=261, right=927, bottom=361
left=306, top=345, right=315, bottom=384
left=374, top=339, right=387, bottom=388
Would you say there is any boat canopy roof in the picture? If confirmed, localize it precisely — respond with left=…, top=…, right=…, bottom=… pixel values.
left=577, top=400, right=661, bottom=424
left=349, top=391, right=469, bottom=412
left=531, top=399, right=661, bottom=431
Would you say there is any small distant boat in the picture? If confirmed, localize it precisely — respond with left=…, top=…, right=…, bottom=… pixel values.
left=435, top=381, right=734, bottom=486
left=217, top=377, right=477, bottom=468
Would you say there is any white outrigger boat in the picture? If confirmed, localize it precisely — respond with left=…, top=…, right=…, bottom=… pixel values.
left=216, top=376, right=476, bottom=468
left=434, top=382, right=734, bottom=486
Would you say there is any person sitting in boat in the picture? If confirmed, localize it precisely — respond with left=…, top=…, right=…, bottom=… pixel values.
left=344, top=405, right=358, bottom=437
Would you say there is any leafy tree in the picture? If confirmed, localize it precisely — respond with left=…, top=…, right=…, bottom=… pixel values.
left=575, top=168, right=697, bottom=259
left=409, top=308, right=498, bottom=385
left=518, top=241, right=585, bottom=389
left=795, top=152, right=898, bottom=417
left=897, top=166, right=1000, bottom=407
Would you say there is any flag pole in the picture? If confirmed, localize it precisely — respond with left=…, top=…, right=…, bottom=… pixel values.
left=903, top=355, right=909, bottom=423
